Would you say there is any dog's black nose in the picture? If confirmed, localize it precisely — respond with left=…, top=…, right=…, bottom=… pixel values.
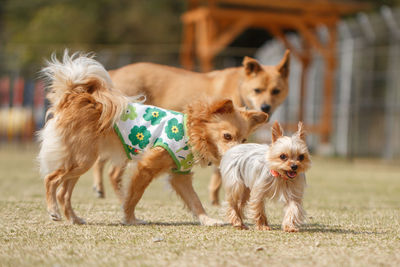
left=291, top=164, right=298, bottom=171
left=260, top=104, right=271, bottom=113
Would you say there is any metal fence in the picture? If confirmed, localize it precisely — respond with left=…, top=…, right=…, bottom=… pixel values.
left=1, top=7, right=400, bottom=159
left=256, top=6, right=400, bottom=159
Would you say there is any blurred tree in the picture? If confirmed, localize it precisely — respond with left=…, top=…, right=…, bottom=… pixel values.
left=0, top=0, right=399, bottom=76
left=1, top=0, right=184, bottom=76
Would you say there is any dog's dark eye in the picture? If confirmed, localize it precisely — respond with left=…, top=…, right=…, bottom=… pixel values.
left=242, top=138, right=247, bottom=143
left=279, top=154, right=288, bottom=160
left=254, top=88, right=262, bottom=94
left=271, top=88, right=280, bottom=95
left=298, top=154, right=305, bottom=161
left=223, top=133, right=232, bottom=141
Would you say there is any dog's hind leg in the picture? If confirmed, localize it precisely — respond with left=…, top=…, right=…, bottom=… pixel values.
left=248, top=184, right=270, bottom=230
left=170, top=174, right=223, bottom=226
left=57, top=177, right=84, bottom=224
left=225, top=182, right=248, bottom=229
left=238, top=187, right=250, bottom=222
left=209, top=167, right=222, bottom=206
left=108, top=164, right=126, bottom=202
left=62, top=177, right=86, bottom=224
left=93, top=158, right=106, bottom=198
left=44, top=169, right=68, bottom=221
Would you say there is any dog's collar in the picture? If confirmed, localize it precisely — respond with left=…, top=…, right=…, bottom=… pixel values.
left=269, top=169, right=289, bottom=181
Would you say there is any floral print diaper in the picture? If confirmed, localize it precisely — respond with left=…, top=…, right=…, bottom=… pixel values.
left=114, top=103, right=194, bottom=174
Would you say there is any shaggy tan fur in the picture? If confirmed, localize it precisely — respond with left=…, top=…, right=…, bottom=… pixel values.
left=92, top=51, right=291, bottom=204
left=38, top=51, right=268, bottom=225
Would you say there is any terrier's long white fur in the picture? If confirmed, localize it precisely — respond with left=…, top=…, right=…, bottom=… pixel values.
left=220, top=143, right=306, bottom=229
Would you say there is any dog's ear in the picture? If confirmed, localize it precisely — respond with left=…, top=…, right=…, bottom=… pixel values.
left=243, top=56, right=262, bottom=76
left=271, top=121, right=284, bottom=143
left=210, top=99, right=234, bottom=114
left=241, top=110, right=269, bottom=133
left=295, top=121, right=306, bottom=141
left=277, top=49, right=290, bottom=78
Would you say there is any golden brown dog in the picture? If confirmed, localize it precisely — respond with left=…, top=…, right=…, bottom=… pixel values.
left=93, top=50, right=290, bottom=205
left=38, top=51, right=268, bottom=225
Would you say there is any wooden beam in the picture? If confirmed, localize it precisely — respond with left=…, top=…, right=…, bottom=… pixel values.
left=208, top=0, right=370, bottom=15
left=211, top=18, right=251, bottom=55
left=295, top=23, right=330, bottom=56
left=268, top=26, right=303, bottom=60
left=181, top=7, right=210, bottom=23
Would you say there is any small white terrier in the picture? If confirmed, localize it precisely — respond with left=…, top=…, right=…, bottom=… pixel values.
left=220, top=121, right=311, bottom=232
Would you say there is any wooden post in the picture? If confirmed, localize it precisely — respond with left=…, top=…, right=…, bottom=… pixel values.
left=180, top=22, right=196, bottom=70
left=321, top=24, right=337, bottom=143
left=196, top=13, right=214, bottom=71
left=299, top=57, right=310, bottom=122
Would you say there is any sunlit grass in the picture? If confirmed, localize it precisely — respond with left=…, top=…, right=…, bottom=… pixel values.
left=0, top=144, right=399, bottom=266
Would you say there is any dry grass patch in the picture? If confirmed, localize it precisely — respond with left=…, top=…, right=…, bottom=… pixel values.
left=0, top=144, right=399, bottom=266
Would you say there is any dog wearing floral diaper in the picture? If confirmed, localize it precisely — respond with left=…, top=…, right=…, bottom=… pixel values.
left=38, top=51, right=268, bottom=225
left=114, top=103, right=194, bottom=174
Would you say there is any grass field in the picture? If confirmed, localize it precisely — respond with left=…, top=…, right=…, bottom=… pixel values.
left=0, top=144, right=400, bottom=266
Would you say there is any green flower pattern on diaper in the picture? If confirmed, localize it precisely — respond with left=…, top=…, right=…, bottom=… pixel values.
left=121, top=105, right=137, bottom=121
left=179, top=153, right=194, bottom=169
left=127, top=145, right=140, bottom=155
left=143, top=107, right=167, bottom=125
left=165, top=118, right=184, bottom=141
left=129, top=125, right=151, bottom=149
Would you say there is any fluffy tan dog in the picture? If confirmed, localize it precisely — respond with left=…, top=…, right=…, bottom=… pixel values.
left=93, top=51, right=291, bottom=205
left=38, top=51, right=268, bottom=225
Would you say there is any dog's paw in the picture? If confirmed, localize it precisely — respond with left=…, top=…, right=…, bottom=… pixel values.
left=199, top=215, right=224, bottom=226
left=234, top=224, right=249, bottom=230
left=71, top=216, right=86, bottom=225
left=283, top=225, right=299, bottom=232
left=211, top=199, right=220, bottom=206
left=122, top=218, right=148, bottom=226
left=257, top=225, right=271, bottom=231
left=93, top=186, right=105, bottom=199
left=48, top=208, right=62, bottom=221
left=49, top=212, right=62, bottom=221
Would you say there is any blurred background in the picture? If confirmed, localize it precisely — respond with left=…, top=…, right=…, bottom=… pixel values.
left=0, top=0, right=399, bottom=159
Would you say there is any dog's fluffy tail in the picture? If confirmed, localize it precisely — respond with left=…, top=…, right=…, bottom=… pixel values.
left=41, top=50, right=113, bottom=107
left=41, top=50, right=132, bottom=131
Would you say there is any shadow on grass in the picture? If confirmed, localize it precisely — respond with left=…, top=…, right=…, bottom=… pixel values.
left=300, top=223, right=383, bottom=234
left=86, top=221, right=383, bottom=235
left=87, top=221, right=202, bottom=227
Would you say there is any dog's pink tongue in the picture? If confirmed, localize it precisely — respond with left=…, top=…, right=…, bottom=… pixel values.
left=286, top=171, right=297, bottom=178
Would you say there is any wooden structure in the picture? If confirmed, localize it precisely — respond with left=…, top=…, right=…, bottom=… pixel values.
left=180, top=0, right=369, bottom=142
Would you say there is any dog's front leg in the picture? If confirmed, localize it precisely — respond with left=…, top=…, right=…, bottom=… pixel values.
left=169, top=174, right=224, bottom=226
left=282, top=200, right=305, bottom=232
